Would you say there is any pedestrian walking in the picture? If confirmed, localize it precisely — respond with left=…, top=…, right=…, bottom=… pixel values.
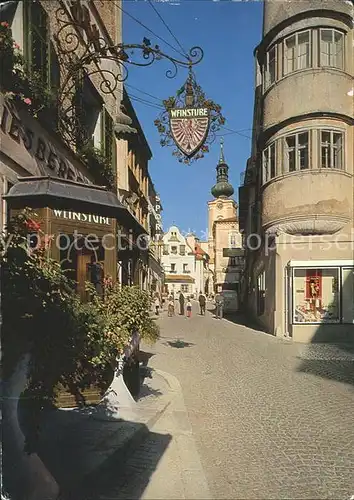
left=186, top=298, right=192, bottom=318
left=214, top=290, right=224, bottom=319
left=154, top=295, right=161, bottom=316
left=198, top=291, right=206, bottom=315
left=179, top=291, right=185, bottom=315
left=168, top=295, right=175, bottom=317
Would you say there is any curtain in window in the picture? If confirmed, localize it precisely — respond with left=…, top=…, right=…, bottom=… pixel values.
left=320, top=30, right=331, bottom=66
left=284, top=36, right=295, bottom=74
left=297, top=32, right=310, bottom=69
left=320, top=30, right=343, bottom=69
left=333, top=31, right=343, bottom=69
left=285, top=136, right=296, bottom=172
left=333, top=133, right=343, bottom=169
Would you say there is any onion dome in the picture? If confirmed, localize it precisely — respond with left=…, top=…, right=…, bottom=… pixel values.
left=211, top=139, right=234, bottom=199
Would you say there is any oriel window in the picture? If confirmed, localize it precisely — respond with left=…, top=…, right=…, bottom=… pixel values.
left=284, top=132, right=309, bottom=172
left=284, top=31, right=311, bottom=75
left=262, top=142, right=276, bottom=183
left=320, top=29, right=344, bottom=70
left=264, top=46, right=276, bottom=89
left=320, top=131, right=343, bottom=169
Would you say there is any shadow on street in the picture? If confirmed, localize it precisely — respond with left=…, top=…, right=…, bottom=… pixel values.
left=164, top=339, right=195, bottom=349
left=63, top=430, right=172, bottom=500
left=206, top=304, right=270, bottom=334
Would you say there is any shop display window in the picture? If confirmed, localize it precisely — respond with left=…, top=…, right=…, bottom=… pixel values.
left=293, top=268, right=340, bottom=323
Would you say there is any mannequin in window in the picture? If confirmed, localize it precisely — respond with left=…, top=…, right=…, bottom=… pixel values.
left=309, top=278, right=320, bottom=315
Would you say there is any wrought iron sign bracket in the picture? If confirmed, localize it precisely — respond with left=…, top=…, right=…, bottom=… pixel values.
left=54, top=0, right=203, bottom=146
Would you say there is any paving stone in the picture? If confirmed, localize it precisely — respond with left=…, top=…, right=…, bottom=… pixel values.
left=141, top=305, right=354, bottom=500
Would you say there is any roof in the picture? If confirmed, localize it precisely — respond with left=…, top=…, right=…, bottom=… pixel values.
left=165, top=274, right=195, bottom=283
left=4, top=176, right=147, bottom=235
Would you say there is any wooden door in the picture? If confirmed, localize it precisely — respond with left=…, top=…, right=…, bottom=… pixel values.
left=77, top=253, right=91, bottom=302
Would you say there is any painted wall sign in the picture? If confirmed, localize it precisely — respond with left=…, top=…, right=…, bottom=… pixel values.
left=0, top=96, right=91, bottom=184
left=53, top=210, right=111, bottom=225
left=169, top=107, right=210, bottom=158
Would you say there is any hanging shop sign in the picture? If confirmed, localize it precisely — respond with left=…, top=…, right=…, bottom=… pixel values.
left=155, top=70, right=225, bottom=165
left=169, top=107, right=210, bottom=158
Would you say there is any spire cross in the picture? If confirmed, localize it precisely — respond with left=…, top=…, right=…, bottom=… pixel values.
left=219, top=137, right=225, bottom=163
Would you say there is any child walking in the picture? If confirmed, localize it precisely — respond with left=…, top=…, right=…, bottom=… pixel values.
left=186, top=298, right=192, bottom=318
left=168, top=295, right=175, bottom=317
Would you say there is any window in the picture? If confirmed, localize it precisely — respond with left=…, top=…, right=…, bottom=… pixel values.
left=163, top=244, right=169, bottom=255
left=229, top=257, right=237, bottom=267
left=181, top=284, right=189, bottom=293
left=24, top=2, right=60, bottom=124
left=26, top=2, right=49, bottom=86
left=264, top=46, right=276, bottom=89
left=284, top=31, right=311, bottom=75
left=263, top=142, right=276, bottom=183
left=293, top=268, right=340, bottom=323
left=320, top=29, right=344, bottom=69
left=180, top=245, right=186, bottom=255
left=230, top=234, right=236, bottom=247
left=171, top=246, right=177, bottom=254
left=170, top=263, right=176, bottom=273
left=74, top=73, right=103, bottom=148
left=169, top=231, right=178, bottom=241
left=320, top=131, right=343, bottom=169
left=102, top=108, right=116, bottom=171
left=183, top=264, right=189, bottom=273
left=284, top=132, right=309, bottom=172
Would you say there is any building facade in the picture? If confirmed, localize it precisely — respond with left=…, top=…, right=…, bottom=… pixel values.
left=1, top=0, right=152, bottom=300
left=115, top=88, right=164, bottom=292
left=239, top=0, right=354, bottom=342
left=208, top=143, right=243, bottom=310
left=161, top=226, right=197, bottom=296
left=185, top=233, right=209, bottom=295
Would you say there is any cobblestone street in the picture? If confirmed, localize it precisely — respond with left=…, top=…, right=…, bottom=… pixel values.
left=142, top=302, right=354, bottom=500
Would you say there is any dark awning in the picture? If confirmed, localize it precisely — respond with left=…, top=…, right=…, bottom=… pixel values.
left=4, top=176, right=147, bottom=235
left=0, top=1, right=18, bottom=24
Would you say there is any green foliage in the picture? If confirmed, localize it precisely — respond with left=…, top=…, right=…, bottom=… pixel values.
left=77, top=142, right=115, bottom=189
left=2, top=209, right=159, bottom=451
left=0, top=22, right=56, bottom=117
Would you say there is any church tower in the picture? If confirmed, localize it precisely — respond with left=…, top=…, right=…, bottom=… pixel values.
left=207, top=140, right=242, bottom=299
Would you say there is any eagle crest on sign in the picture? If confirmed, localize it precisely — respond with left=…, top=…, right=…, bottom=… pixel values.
left=154, top=69, right=226, bottom=164
left=169, top=109, right=210, bottom=158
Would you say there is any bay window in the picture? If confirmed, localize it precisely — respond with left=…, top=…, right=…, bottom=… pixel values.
left=264, top=46, right=276, bottom=89
left=320, top=29, right=344, bottom=69
left=320, top=131, right=343, bottom=169
left=284, top=132, right=309, bottom=172
left=284, top=30, right=311, bottom=75
left=263, top=142, right=276, bottom=183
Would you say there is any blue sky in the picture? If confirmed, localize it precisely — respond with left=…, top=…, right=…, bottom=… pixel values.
left=123, top=0, right=263, bottom=239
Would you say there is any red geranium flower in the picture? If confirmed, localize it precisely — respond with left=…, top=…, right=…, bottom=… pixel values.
left=25, top=219, right=41, bottom=232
